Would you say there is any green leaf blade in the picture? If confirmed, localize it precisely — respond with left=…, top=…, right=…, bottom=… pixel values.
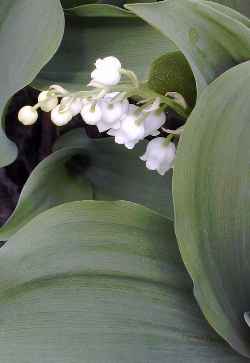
left=0, top=147, right=93, bottom=241
left=54, top=128, right=174, bottom=220
left=0, top=200, right=247, bottom=362
left=127, top=0, right=250, bottom=95
left=34, top=4, right=176, bottom=90
left=173, top=61, right=250, bottom=357
left=0, top=0, right=65, bottom=167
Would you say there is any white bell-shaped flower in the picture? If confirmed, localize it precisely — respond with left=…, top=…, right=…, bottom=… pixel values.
left=51, top=105, right=73, bottom=126
left=38, top=91, right=58, bottom=112
left=18, top=106, right=38, bottom=125
left=143, top=111, right=166, bottom=137
left=81, top=102, right=102, bottom=125
left=108, top=105, right=145, bottom=149
left=96, top=93, right=129, bottom=132
left=101, top=94, right=129, bottom=124
left=91, top=56, right=122, bottom=86
left=61, top=97, right=83, bottom=117
left=140, top=138, right=176, bottom=176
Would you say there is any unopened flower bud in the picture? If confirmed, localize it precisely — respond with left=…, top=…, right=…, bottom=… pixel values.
left=51, top=105, right=72, bottom=126
left=91, top=56, right=122, bottom=86
left=18, top=106, right=38, bottom=126
left=38, top=91, right=58, bottom=112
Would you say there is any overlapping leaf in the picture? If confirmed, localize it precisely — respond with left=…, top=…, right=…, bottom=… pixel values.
left=0, top=0, right=65, bottom=167
left=173, top=61, right=250, bottom=357
left=0, top=128, right=174, bottom=240
left=0, top=200, right=247, bottom=362
left=34, top=3, right=175, bottom=90
left=213, top=0, right=250, bottom=17
left=127, top=0, right=250, bottom=95
left=0, top=147, right=93, bottom=241
left=54, top=128, right=174, bottom=219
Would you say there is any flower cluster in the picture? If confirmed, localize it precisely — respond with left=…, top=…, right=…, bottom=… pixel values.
left=18, top=56, right=187, bottom=175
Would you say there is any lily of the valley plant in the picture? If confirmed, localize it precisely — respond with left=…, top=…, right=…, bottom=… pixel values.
left=18, top=56, right=186, bottom=175
left=1, top=0, right=250, bottom=362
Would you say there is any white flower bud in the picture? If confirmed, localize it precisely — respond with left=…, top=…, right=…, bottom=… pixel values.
left=143, top=111, right=166, bottom=137
left=51, top=105, right=72, bottom=126
left=38, top=91, right=58, bottom=112
left=91, top=56, right=122, bottom=86
left=62, top=97, right=83, bottom=117
left=140, top=138, right=176, bottom=176
left=95, top=56, right=121, bottom=70
left=80, top=102, right=102, bottom=125
left=18, top=106, right=38, bottom=126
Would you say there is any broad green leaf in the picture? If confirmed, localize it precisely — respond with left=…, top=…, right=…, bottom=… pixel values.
left=0, top=147, right=93, bottom=241
left=65, top=3, right=134, bottom=16
left=173, top=61, right=250, bottom=357
left=148, top=51, right=197, bottom=108
left=212, top=0, right=250, bottom=17
left=54, top=128, right=174, bottom=219
left=33, top=5, right=175, bottom=90
left=127, top=0, right=250, bottom=95
left=0, top=0, right=65, bottom=167
left=0, top=200, right=248, bottom=362
left=61, top=0, right=157, bottom=9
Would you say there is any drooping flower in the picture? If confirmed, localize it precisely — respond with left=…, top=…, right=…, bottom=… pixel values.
left=143, top=111, right=166, bottom=137
left=108, top=105, right=145, bottom=149
left=38, top=91, right=58, bottom=112
left=51, top=105, right=73, bottom=126
left=96, top=93, right=129, bottom=132
left=80, top=102, right=102, bottom=125
left=18, top=106, right=38, bottom=125
left=90, top=56, right=122, bottom=86
left=140, top=138, right=176, bottom=175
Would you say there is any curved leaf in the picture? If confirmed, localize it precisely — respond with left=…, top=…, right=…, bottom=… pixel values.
left=0, top=147, right=93, bottom=241
left=54, top=128, right=174, bottom=219
left=65, top=3, right=134, bottom=16
left=173, top=61, right=250, bottom=357
left=212, top=0, right=250, bottom=17
left=147, top=51, right=197, bottom=108
left=127, top=0, right=250, bottom=95
left=33, top=4, right=175, bottom=90
left=0, top=0, right=65, bottom=167
left=0, top=200, right=247, bottom=362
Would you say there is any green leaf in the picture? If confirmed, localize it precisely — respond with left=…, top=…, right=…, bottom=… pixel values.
left=60, top=0, right=157, bottom=9
left=0, top=147, right=93, bottom=241
left=0, top=0, right=65, bottom=167
left=54, top=128, right=174, bottom=219
left=33, top=4, right=175, bottom=90
left=0, top=200, right=248, bottom=362
left=173, top=61, right=250, bottom=357
left=127, top=0, right=250, bottom=95
left=65, top=3, right=134, bottom=16
left=211, top=0, right=250, bottom=17
left=147, top=51, right=197, bottom=108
